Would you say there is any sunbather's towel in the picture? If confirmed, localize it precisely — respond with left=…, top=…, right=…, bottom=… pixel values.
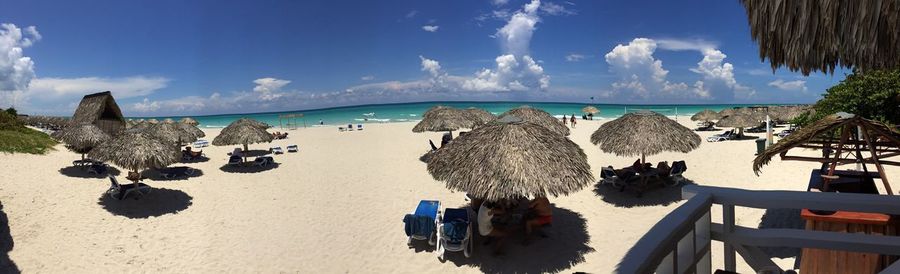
left=442, top=220, right=469, bottom=243
left=403, top=214, right=434, bottom=237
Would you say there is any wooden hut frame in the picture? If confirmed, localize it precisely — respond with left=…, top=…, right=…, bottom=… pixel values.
left=753, top=113, right=900, bottom=195
left=71, top=91, right=126, bottom=136
left=278, top=113, right=305, bottom=130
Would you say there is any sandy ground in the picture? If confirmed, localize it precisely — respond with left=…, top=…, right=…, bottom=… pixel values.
left=1, top=117, right=897, bottom=273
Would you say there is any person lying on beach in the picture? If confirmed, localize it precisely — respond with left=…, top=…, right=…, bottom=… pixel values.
left=478, top=201, right=508, bottom=255
left=524, top=196, right=552, bottom=244
left=657, top=161, right=671, bottom=177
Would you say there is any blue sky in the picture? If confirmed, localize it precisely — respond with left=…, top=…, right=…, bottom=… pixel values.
left=1, top=0, right=848, bottom=116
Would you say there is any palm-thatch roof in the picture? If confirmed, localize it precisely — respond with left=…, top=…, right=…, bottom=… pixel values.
left=740, top=0, right=900, bottom=75
left=426, top=116, right=593, bottom=202
left=180, top=117, right=199, bottom=126
left=691, top=109, right=721, bottom=121
left=146, top=120, right=199, bottom=145
left=498, top=106, right=570, bottom=136
left=412, top=106, right=478, bottom=132
left=51, top=123, right=110, bottom=153
left=718, top=108, right=738, bottom=118
left=590, top=111, right=701, bottom=160
left=234, top=118, right=271, bottom=129
left=70, top=91, right=125, bottom=136
left=717, top=112, right=762, bottom=128
left=88, top=131, right=180, bottom=171
left=178, top=122, right=205, bottom=139
left=582, top=106, right=600, bottom=114
left=147, top=119, right=159, bottom=124
left=753, top=112, right=900, bottom=175
left=212, top=118, right=274, bottom=147
left=465, top=107, right=496, bottom=126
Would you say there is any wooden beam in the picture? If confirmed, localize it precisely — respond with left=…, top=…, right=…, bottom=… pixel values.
left=733, top=243, right=782, bottom=273
left=682, top=185, right=900, bottom=215
left=862, top=130, right=894, bottom=195
left=825, top=126, right=851, bottom=191
left=711, top=224, right=900, bottom=256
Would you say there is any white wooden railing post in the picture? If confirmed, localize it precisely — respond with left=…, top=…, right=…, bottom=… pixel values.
left=722, top=204, right=736, bottom=272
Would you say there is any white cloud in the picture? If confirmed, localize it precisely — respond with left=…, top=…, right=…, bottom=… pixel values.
left=0, top=23, right=40, bottom=101
left=492, top=0, right=510, bottom=6
left=540, top=1, right=576, bottom=16
left=656, top=38, right=717, bottom=52
left=422, top=25, right=439, bottom=32
left=496, top=0, right=540, bottom=56
left=405, top=10, right=418, bottom=18
left=252, top=77, right=290, bottom=101
left=605, top=38, right=683, bottom=98
left=419, top=56, right=442, bottom=77
left=565, top=53, right=586, bottom=62
left=690, top=48, right=754, bottom=101
left=360, top=75, right=375, bottom=81
left=28, top=76, right=169, bottom=99
left=768, top=79, right=807, bottom=91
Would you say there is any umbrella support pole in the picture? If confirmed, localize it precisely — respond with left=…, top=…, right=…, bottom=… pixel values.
left=243, top=143, right=249, bottom=163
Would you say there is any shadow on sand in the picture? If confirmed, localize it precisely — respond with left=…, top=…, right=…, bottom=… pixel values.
left=180, top=155, right=210, bottom=163
left=441, top=207, right=593, bottom=273
left=758, top=208, right=805, bottom=259
left=144, top=167, right=205, bottom=181
left=98, top=188, right=193, bottom=219
left=219, top=162, right=280, bottom=174
left=58, top=165, right=121, bottom=178
left=593, top=179, right=695, bottom=208
left=0, top=201, right=21, bottom=273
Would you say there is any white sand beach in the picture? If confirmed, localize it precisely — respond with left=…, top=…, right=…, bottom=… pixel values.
left=2, top=117, right=896, bottom=273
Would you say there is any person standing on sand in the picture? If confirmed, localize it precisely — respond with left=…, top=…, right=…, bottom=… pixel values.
left=524, top=196, right=552, bottom=244
left=570, top=114, right=576, bottom=128
left=562, top=115, right=567, bottom=125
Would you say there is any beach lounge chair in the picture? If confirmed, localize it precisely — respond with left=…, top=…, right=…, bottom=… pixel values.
left=193, top=139, right=209, bottom=148
left=437, top=207, right=473, bottom=259
left=271, top=146, right=284, bottom=154
left=347, top=124, right=354, bottom=131
left=600, top=167, right=628, bottom=188
left=404, top=200, right=440, bottom=246
left=87, top=163, right=108, bottom=175
left=665, top=161, right=688, bottom=186
left=227, top=155, right=243, bottom=166
left=429, top=140, right=438, bottom=151
left=286, top=145, right=299, bottom=153
left=253, top=156, right=275, bottom=167
left=107, top=175, right=150, bottom=200
left=159, top=167, right=195, bottom=179
left=357, top=124, right=363, bottom=130
left=338, top=126, right=345, bottom=132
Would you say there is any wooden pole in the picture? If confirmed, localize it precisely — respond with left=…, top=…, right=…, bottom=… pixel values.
left=860, top=128, right=894, bottom=195
left=824, top=126, right=851, bottom=191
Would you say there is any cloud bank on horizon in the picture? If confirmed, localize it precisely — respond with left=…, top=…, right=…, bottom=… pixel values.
left=0, top=0, right=834, bottom=116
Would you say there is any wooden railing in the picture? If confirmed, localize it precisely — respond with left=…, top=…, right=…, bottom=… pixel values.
left=616, top=185, right=900, bottom=274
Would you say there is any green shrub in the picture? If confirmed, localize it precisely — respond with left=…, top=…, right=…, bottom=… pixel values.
left=0, top=127, right=58, bottom=154
left=794, top=69, right=900, bottom=126
left=0, top=111, right=23, bottom=131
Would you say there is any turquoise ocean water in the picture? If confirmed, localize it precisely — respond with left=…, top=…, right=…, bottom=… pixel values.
left=133, top=102, right=791, bottom=128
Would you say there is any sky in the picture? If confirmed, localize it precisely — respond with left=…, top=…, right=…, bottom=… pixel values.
left=0, top=0, right=850, bottom=116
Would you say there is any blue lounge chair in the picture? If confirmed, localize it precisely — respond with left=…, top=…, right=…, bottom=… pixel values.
left=404, top=200, right=440, bottom=246
left=227, top=155, right=242, bottom=166
left=271, top=146, right=284, bottom=154
left=437, top=207, right=473, bottom=259
left=159, top=166, right=195, bottom=179
left=87, top=163, right=108, bottom=175
left=357, top=124, right=363, bottom=130
left=253, top=156, right=275, bottom=167
left=107, top=175, right=150, bottom=200
left=666, top=161, right=688, bottom=186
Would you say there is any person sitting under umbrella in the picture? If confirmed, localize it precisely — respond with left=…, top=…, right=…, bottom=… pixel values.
left=524, top=196, right=552, bottom=244
left=478, top=201, right=509, bottom=255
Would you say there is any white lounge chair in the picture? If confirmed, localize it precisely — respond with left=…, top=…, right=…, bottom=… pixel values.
left=271, top=147, right=284, bottom=154
left=253, top=156, right=275, bottom=167
left=107, top=175, right=150, bottom=200
left=437, top=207, right=473, bottom=259
left=357, top=124, right=363, bottom=130
left=286, top=145, right=299, bottom=153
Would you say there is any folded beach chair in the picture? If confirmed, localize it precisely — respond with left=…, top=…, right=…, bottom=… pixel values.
left=227, top=155, right=242, bottom=166
left=357, top=124, right=363, bottom=130
left=253, top=156, right=275, bottom=167
left=404, top=200, right=440, bottom=246
left=107, top=175, right=150, bottom=200
left=271, top=146, right=284, bottom=154
left=286, top=145, right=299, bottom=153
left=159, top=166, right=195, bottom=179
left=437, top=207, right=473, bottom=259
left=666, top=161, right=688, bottom=186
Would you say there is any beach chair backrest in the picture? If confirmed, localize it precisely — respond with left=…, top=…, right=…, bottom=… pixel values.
left=600, top=167, right=617, bottom=179
left=429, top=140, right=438, bottom=151
left=671, top=161, right=687, bottom=175
left=109, top=175, right=121, bottom=189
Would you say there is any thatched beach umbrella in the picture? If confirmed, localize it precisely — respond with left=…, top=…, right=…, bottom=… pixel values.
left=147, top=119, right=159, bottom=124
left=498, top=106, right=569, bottom=136
left=234, top=118, right=271, bottom=129
left=465, top=107, right=496, bottom=126
left=590, top=111, right=701, bottom=164
left=427, top=116, right=594, bottom=202
left=179, top=117, right=199, bottom=126
left=691, top=109, right=721, bottom=122
left=52, top=123, right=110, bottom=161
left=412, top=106, right=477, bottom=135
left=146, top=119, right=199, bottom=146
left=582, top=106, right=600, bottom=115
left=178, top=122, right=205, bottom=140
left=717, top=112, right=761, bottom=136
left=740, top=0, right=900, bottom=75
left=88, top=131, right=180, bottom=183
left=718, top=108, right=738, bottom=118
left=212, top=118, right=274, bottom=161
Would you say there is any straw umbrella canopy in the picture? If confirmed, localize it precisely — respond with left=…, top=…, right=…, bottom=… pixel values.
left=179, top=117, right=199, bottom=126
left=465, top=107, right=496, bottom=126
left=212, top=118, right=274, bottom=161
left=591, top=111, right=701, bottom=164
left=717, top=112, right=762, bottom=136
left=146, top=119, right=199, bottom=146
left=427, top=116, right=594, bottom=202
left=412, top=106, right=477, bottom=134
left=582, top=106, right=600, bottom=115
left=740, top=0, right=900, bottom=75
left=691, top=109, right=721, bottom=122
left=147, top=119, right=159, bottom=124
left=52, top=123, right=110, bottom=161
left=498, top=106, right=570, bottom=136
left=88, top=131, right=180, bottom=183
left=234, top=118, right=271, bottom=129
left=718, top=108, right=738, bottom=118
left=178, top=122, right=205, bottom=140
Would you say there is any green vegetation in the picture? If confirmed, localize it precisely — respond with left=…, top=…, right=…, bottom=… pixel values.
left=0, top=111, right=58, bottom=154
left=792, top=69, right=900, bottom=126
